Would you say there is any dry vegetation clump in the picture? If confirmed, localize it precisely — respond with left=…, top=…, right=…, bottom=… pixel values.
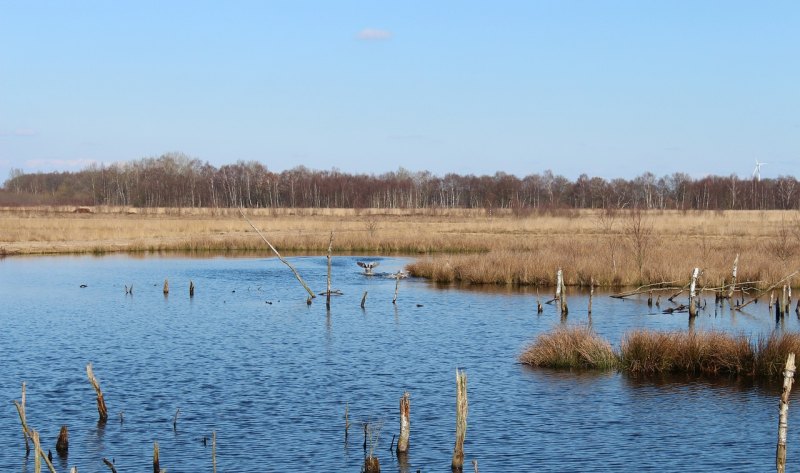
left=519, top=326, right=617, bottom=370
left=619, top=330, right=755, bottom=376
left=523, top=328, right=800, bottom=378
left=754, top=332, right=800, bottom=377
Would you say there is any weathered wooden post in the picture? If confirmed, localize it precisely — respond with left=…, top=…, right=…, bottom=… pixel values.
left=163, top=278, right=169, bottom=295
left=588, top=277, right=594, bottom=315
left=689, top=268, right=699, bottom=318
left=452, top=369, right=468, bottom=472
left=560, top=273, right=568, bottom=316
left=647, top=290, right=653, bottom=307
left=86, top=363, right=108, bottom=422
left=55, top=425, right=68, bottom=455
left=16, top=382, right=30, bottom=454
left=397, top=391, right=410, bottom=454
left=728, top=254, right=739, bottom=299
left=555, top=269, right=563, bottom=300
left=344, top=402, right=351, bottom=441
left=777, top=352, right=796, bottom=473
left=393, top=273, right=400, bottom=304
left=153, top=441, right=160, bottom=473
left=783, top=285, right=790, bottom=317
left=361, top=291, right=368, bottom=309
left=189, top=280, right=195, bottom=297
left=326, top=232, right=333, bottom=310
left=212, top=431, right=217, bottom=473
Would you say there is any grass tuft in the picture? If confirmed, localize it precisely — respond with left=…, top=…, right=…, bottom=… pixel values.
left=519, top=326, right=617, bottom=370
left=522, top=327, right=800, bottom=378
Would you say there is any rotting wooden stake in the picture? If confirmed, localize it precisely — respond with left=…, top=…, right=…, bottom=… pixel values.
left=536, top=288, right=543, bottom=314
left=212, top=431, right=217, bottom=473
left=783, top=285, right=790, bottom=317
left=345, top=402, right=351, bottom=441
left=189, top=280, right=195, bottom=297
left=16, top=381, right=30, bottom=454
left=647, top=290, right=653, bottom=306
left=153, top=441, right=160, bottom=473
left=393, top=273, right=400, bottom=304
left=588, top=277, right=594, bottom=315
left=86, top=363, right=108, bottom=422
left=163, top=278, right=169, bottom=295
left=689, top=268, right=699, bottom=318
left=560, top=276, right=568, bottom=316
left=173, top=407, right=180, bottom=431
left=397, top=391, right=410, bottom=454
left=56, top=425, right=68, bottom=455
left=326, top=231, right=333, bottom=310
left=777, top=352, right=796, bottom=473
left=361, top=291, right=368, bottom=309
left=30, top=429, right=57, bottom=473
left=452, top=369, right=468, bottom=472
left=728, top=254, right=739, bottom=299
left=555, top=269, right=563, bottom=300
left=239, top=209, right=316, bottom=299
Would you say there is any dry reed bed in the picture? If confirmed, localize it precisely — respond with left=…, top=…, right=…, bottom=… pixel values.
left=520, top=326, right=800, bottom=377
left=1, top=207, right=799, bottom=288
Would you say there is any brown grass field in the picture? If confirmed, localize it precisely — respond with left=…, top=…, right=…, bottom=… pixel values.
left=1, top=206, right=799, bottom=288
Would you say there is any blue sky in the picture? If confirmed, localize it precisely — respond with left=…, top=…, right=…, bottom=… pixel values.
left=1, top=1, right=797, bottom=182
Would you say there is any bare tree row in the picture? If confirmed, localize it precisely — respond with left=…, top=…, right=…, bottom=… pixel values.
left=2, top=152, right=798, bottom=210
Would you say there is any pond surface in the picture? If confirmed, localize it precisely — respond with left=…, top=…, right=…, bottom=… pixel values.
left=0, top=254, right=798, bottom=472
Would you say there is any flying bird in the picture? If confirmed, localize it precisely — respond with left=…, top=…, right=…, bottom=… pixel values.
left=357, top=261, right=380, bottom=275
left=752, top=160, right=767, bottom=181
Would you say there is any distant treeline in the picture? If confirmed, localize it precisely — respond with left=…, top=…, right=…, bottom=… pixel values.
left=2, top=152, right=798, bottom=210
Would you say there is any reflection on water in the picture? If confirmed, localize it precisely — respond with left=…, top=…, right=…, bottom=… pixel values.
left=0, top=254, right=798, bottom=471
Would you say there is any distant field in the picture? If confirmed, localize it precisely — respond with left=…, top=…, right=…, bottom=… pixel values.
left=1, top=205, right=798, bottom=288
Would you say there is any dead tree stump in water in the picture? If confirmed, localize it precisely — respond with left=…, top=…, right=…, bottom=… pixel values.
left=364, top=456, right=380, bottom=473
left=14, top=382, right=30, bottom=454
left=55, top=425, right=68, bottom=455
left=153, top=441, right=160, bottom=473
left=397, top=391, right=410, bottom=454
left=688, top=268, right=699, bottom=318
left=86, top=363, right=108, bottom=422
left=728, top=254, right=739, bottom=299
left=452, top=369, right=468, bottom=472
left=326, top=232, right=333, bottom=309
left=777, top=352, right=796, bottom=473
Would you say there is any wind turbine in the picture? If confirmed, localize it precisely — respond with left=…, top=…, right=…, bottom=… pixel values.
left=752, top=160, right=767, bottom=181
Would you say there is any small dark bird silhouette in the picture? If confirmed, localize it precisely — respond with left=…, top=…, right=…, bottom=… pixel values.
left=79, top=284, right=88, bottom=288
left=357, top=261, right=380, bottom=275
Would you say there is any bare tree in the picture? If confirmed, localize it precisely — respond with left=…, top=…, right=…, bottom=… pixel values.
left=625, top=208, right=653, bottom=284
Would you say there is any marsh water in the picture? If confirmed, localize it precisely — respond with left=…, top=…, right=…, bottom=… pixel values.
left=1, top=254, right=798, bottom=472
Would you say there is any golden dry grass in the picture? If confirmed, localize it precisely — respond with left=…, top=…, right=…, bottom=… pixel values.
left=521, top=327, right=800, bottom=377
left=519, top=326, right=617, bottom=370
left=1, top=206, right=799, bottom=288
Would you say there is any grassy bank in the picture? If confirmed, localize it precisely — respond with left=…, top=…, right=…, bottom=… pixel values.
left=1, top=206, right=799, bottom=288
left=520, top=326, right=800, bottom=377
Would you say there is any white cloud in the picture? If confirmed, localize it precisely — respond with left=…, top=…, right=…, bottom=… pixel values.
left=25, top=158, right=97, bottom=170
left=0, top=128, right=37, bottom=137
left=357, top=28, right=392, bottom=41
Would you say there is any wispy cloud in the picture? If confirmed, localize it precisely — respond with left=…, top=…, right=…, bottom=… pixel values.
left=0, top=128, right=37, bottom=137
left=357, top=28, right=392, bottom=41
left=25, top=158, right=97, bottom=170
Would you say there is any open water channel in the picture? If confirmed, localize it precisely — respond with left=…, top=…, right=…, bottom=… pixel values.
left=1, top=254, right=799, bottom=472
